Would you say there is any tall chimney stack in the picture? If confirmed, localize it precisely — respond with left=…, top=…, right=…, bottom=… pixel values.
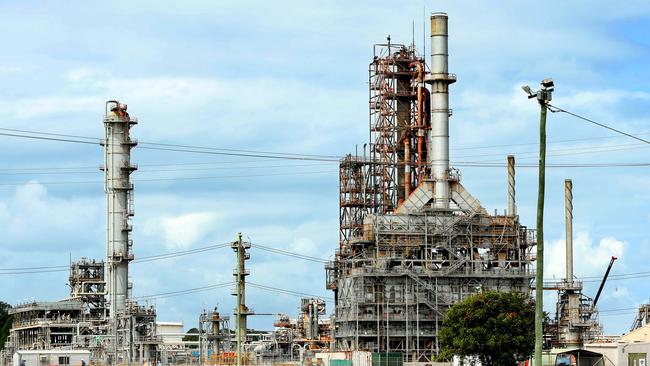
left=565, top=179, right=573, bottom=284
left=428, top=13, right=456, bottom=209
left=507, top=155, right=516, bottom=216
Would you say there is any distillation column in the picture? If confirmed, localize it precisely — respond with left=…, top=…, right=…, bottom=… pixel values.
left=103, top=100, right=137, bottom=318
left=427, top=13, right=456, bottom=209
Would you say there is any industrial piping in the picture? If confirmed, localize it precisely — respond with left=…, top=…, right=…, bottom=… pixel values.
left=409, top=61, right=425, bottom=180
left=428, top=13, right=456, bottom=209
left=565, top=179, right=573, bottom=284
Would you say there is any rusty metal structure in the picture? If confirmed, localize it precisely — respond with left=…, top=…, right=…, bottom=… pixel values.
left=327, top=13, right=535, bottom=362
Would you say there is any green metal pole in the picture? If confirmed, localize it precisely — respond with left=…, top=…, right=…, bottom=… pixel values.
left=534, top=100, right=547, bottom=366
left=236, top=232, right=242, bottom=366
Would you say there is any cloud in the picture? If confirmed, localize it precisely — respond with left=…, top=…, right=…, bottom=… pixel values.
left=0, top=96, right=102, bottom=119
left=545, top=232, right=624, bottom=280
left=0, top=65, right=23, bottom=74
left=1, top=0, right=649, bottom=337
left=142, top=211, right=219, bottom=249
left=0, top=182, right=102, bottom=252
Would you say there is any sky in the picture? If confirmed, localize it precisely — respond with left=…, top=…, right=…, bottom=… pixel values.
left=0, top=0, right=649, bottom=336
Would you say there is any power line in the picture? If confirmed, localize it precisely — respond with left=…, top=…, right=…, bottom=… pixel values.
left=132, top=243, right=231, bottom=263
left=0, top=127, right=98, bottom=141
left=247, top=282, right=334, bottom=302
left=252, top=244, right=330, bottom=264
left=1, top=160, right=647, bottom=178
left=451, top=141, right=649, bottom=160
left=454, top=162, right=650, bottom=168
left=0, top=242, right=232, bottom=274
left=0, top=132, right=98, bottom=145
left=138, top=141, right=340, bottom=159
left=0, top=159, right=276, bottom=172
left=548, top=104, right=650, bottom=145
left=0, top=128, right=341, bottom=162
left=133, top=282, right=233, bottom=300
left=449, top=131, right=650, bottom=151
left=4, top=126, right=650, bottom=165
left=0, top=163, right=334, bottom=176
left=133, top=281, right=333, bottom=302
left=0, top=170, right=337, bottom=187
left=137, top=145, right=338, bottom=161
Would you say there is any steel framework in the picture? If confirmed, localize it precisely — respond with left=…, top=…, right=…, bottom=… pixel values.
left=328, top=13, right=535, bottom=362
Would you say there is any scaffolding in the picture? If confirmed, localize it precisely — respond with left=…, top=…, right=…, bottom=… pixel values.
left=328, top=13, right=535, bottom=362
left=198, top=307, right=231, bottom=364
left=631, top=303, right=650, bottom=331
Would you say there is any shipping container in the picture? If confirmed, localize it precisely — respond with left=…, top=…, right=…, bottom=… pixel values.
left=330, top=360, right=353, bottom=366
left=352, top=351, right=372, bottom=366
left=372, top=352, right=403, bottom=366
left=13, top=350, right=90, bottom=366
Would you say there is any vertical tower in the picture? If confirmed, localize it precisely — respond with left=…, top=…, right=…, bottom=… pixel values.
left=103, top=100, right=137, bottom=318
left=232, top=233, right=252, bottom=366
left=427, top=13, right=456, bottom=209
left=561, top=179, right=581, bottom=347
left=329, top=13, right=535, bottom=362
left=564, top=179, right=573, bottom=284
left=508, top=155, right=516, bottom=216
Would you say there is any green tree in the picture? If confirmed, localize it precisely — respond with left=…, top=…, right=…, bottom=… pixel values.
left=439, top=291, right=535, bottom=366
left=0, top=301, right=13, bottom=350
left=183, top=328, right=199, bottom=343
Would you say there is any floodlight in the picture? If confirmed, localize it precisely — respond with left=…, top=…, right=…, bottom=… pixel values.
left=521, top=85, right=532, bottom=95
left=541, top=78, right=554, bottom=89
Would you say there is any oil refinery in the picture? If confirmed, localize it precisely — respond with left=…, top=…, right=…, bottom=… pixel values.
left=0, top=7, right=648, bottom=366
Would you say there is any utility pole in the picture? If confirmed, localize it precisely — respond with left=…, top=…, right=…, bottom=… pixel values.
left=522, top=79, right=554, bottom=366
left=231, top=233, right=250, bottom=366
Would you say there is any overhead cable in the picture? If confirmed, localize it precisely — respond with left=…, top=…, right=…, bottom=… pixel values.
left=548, top=104, right=650, bottom=145
left=248, top=282, right=334, bottom=302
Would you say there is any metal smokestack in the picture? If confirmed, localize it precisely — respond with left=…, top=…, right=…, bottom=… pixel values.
left=104, top=100, right=137, bottom=317
left=507, top=155, right=516, bottom=216
left=428, top=12, right=456, bottom=209
left=565, top=179, right=573, bottom=284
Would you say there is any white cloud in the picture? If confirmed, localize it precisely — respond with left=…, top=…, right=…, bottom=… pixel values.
left=0, top=65, right=23, bottom=74
left=1, top=96, right=102, bottom=119
left=0, top=182, right=102, bottom=252
left=144, top=212, right=219, bottom=249
left=1, top=0, right=648, bottom=335
left=545, top=232, right=624, bottom=280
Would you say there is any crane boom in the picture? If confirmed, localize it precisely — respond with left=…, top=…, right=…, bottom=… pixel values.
left=593, top=256, right=617, bottom=307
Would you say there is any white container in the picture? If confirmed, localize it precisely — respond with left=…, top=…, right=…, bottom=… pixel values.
left=13, top=350, right=91, bottom=366
left=351, top=351, right=372, bottom=366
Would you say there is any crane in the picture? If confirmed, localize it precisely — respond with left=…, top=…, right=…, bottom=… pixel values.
left=593, top=256, right=617, bottom=307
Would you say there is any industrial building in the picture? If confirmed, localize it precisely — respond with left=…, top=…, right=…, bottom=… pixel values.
left=2, top=102, right=160, bottom=365
left=0, top=100, right=334, bottom=366
left=326, top=13, right=535, bottom=362
left=2, top=9, right=641, bottom=366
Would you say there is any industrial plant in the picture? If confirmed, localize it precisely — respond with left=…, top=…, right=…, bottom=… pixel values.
left=1, top=10, right=648, bottom=366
